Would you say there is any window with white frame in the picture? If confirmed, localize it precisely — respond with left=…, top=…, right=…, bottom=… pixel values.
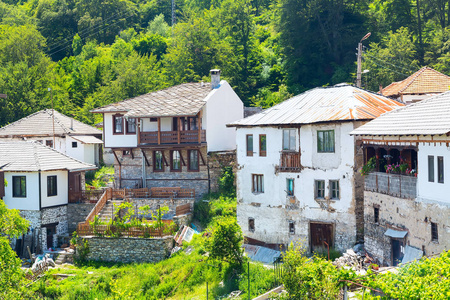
left=252, top=174, right=264, bottom=193
left=317, top=130, right=335, bottom=153
left=282, top=129, right=296, bottom=151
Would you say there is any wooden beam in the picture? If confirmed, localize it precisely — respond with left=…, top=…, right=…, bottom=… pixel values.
left=162, top=151, right=169, bottom=166
left=179, top=150, right=186, bottom=166
left=137, top=118, right=141, bottom=145
left=130, top=148, right=134, bottom=159
left=112, top=150, right=121, bottom=166
left=198, top=112, right=202, bottom=144
left=177, top=117, right=181, bottom=144
left=198, top=149, right=206, bottom=165
left=141, top=149, right=150, bottom=166
left=157, top=117, right=161, bottom=145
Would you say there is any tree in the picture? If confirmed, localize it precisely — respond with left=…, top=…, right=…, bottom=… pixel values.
left=0, top=199, right=30, bottom=299
left=207, top=218, right=244, bottom=266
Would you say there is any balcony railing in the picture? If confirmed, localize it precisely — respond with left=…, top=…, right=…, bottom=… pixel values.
left=140, top=130, right=206, bottom=145
left=365, top=172, right=417, bottom=199
left=277, top=152, right=301, bottom=172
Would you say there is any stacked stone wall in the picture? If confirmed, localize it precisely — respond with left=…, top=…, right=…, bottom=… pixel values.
left=207, top=151, right=236, bottom=193
left=67, top=203, right=95, bottom=233
left=77, top=236, right=173, bottom=263
left=364, top=191, right=450, bottom=266
left=41, top=206, right=69, bottom=249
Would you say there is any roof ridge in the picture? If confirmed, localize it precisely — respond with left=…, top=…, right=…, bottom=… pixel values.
left=45, top=109, right=71, bottom=134
left=398, top=67, right=427, bottom=93
left=32, top=142, right=41, bottom=171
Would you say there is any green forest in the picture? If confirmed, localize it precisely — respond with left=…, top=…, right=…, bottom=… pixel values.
left=2, top=0, right=450, bottom=127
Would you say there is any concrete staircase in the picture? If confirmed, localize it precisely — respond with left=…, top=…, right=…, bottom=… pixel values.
left=98, top=200, right=123, bottom=223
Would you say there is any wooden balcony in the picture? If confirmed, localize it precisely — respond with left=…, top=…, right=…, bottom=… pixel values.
left=139, top=130, right=206, bottom=145
left=277, top=152, right=301, bottom=172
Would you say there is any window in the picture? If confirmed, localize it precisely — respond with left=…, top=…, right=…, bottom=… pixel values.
left=72, top=142, right=78, bottom=148
left=188, top=150, right=199, bottom=171
left=46, top=140, right=53, bottom=148
left=171, top=150, right=181, bottom=171
left=12, top=176, right=26, bottom=198
left=252, top=174, right=264, bottom=193
left=150, top=117, right=157, bottom=122
left=126, top=118, right=136, bottom=134
left=428, top=156, right=434, bottom=182
left=122, top=150, right=130, bottom=156
left=246, top=134, right=253, bottom=156
left=317, top=130, right=335, bottom=152
left=315, top=180, right=325, bottom=199
left=188, top=117, right=198, bottom=130
left=47, top=176, right=57, bottom=197
left=289, top=221, right=295, bottom=234
left=113, top=114, right=124, bottom=134
left=438, top=156, right=444, bottom=183
left=286, top=178, right=294, bottom=196
left=259, top=134, right=266, bottom=156
left=431, top=222, right=438, bottom=242
left=374, top=206, right=380, bottom=223
left=154, top=150, right=164, bottom=171
left=248, top=218, right=255, bottom=232
left=330, top=180, right=340, bottom=200
left=283, top=129, right=296, bottom=151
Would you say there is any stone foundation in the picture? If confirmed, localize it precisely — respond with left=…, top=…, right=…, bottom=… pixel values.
left=207, top=151, right=237, bottom=193
left=364, top=191, right=450, bottom=266
left=77, top=236, right=173, bottom=263
left=67, top=203, right=95, bottom=233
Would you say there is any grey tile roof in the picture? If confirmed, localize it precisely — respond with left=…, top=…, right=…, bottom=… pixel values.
left=351, top=91, right=450, bottom=136
left=0, top=109, right=101, bottom=137
left=228, top=84, right=404, bottom=127
left=0, top=141, right=97, bottom=172
left=71, top=135, right=103, bottom=144
left=90, top=82, right=214, bottom=117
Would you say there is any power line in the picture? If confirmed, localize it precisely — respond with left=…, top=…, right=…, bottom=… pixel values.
left=365, top=58, right=410, bottom=77
left=363, top=52, right=416, bottom=74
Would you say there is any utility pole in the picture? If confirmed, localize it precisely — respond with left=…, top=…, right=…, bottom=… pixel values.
left=356, top=32, right=371, bottom=88
left=48, top=88, right=55, bottom=148
left=171, top=0, right=176, bottom=26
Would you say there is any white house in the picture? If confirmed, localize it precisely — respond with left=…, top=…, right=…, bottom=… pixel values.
left=352, top=92, right=450, bottom=266
left=228, top=84, right=404, bottom=253
left=0, top=141, right=96, bottom=253
left=0, top=109, right=103, bottom=165
left=90, top=70, right=244, bottom=196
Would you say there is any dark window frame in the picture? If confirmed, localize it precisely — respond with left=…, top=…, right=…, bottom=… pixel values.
left=12, top=176, right=26, bottom=198
left=259, top=134, right=266, bottom=157
left=329, top=180, right=340, bottom=200
left=112, top=114, right=124, bottom=135
left=47, top=175, right=57, bottom=197
left=171, top=150, right=182, bottom=172
left=282, top=129, right=296, bottom=151
left=125, top=117, right=137, bottom=134
left=438, top=156, right=444, bottom=183
left=289, top=221, right=295, bottom=234
left=431, top=222, right=438, bottom=242
left=72, top=141, right=78, bottom=148
left=153, top=150, right=164, bottom=172
left=315, top=180, right=325, bottom=199
left=374, top=206, right=380, bottom=223
left=317, top=130, right=335, bottom=153
left=252, top=174, right=264, bottom=193
left=248, top=218, right=255, bottom=232
left=188, top=150, right=199, bottom=172
left=428, top=156, right=435, bottom=182
left=246, top=134, right=253, bottom=156
left=46, top=140, right=53, bottom=148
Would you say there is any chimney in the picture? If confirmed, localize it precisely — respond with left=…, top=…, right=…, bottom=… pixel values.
left=71, top=118, right=74, bottom=130
left=210, top=69, right=221, bottom=89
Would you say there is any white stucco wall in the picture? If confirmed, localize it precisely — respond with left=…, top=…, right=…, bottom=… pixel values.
left=65, top=136, right=85, bottom=162
left=41, top=170, right=68, bottom=208
left=417, top=142, right=450, bottom=204
left=3, top=172, right=40, bottom=210
left=103, top=113, right=138, bottom=148
left=235, top=122, right=358, bottom=250
left=205, top=81, right=244, bottom=152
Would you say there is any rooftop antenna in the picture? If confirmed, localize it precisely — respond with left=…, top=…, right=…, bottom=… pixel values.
left=48, top=87, right=55, bottom=148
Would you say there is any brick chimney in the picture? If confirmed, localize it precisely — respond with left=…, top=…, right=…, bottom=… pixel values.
left=210, top=69, right=221, bottom=89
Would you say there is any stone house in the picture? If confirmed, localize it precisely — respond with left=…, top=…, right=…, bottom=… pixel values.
left=0, top=109, right=103, bottom=166
left=0, top=141, right=96, bottom=253
left=90, top=70, right=244, bottom=197
left=228, top=84, right=404, bottom=253
left=381, top=66, right=450, bottom=105
left=352, top=91, right=450, bottom=266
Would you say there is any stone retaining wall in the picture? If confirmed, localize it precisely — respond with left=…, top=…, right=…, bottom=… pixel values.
left=77, top=236, right=173, bottom=263
left=67, top=203, right=95, bottom=233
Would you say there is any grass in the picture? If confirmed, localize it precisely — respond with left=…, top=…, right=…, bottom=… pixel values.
left=31, top=193, right=277, bottom=299
left=85, top=166, right=114, bottom=189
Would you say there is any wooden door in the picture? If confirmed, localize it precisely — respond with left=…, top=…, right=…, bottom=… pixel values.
left=45, top=225, right=57, bottom=249
left=68, top=172, right=81, bottom=202
left=310, top=223, right=333, bottom=253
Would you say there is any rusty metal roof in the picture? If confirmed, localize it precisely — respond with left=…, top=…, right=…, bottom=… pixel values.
left=382, top=67, right=450, bottom=97
left=91, top=82, right=215, bottom=117
left=351, top=91, right=450, bottom=136
left=228, top=84, right=404, bottom=127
